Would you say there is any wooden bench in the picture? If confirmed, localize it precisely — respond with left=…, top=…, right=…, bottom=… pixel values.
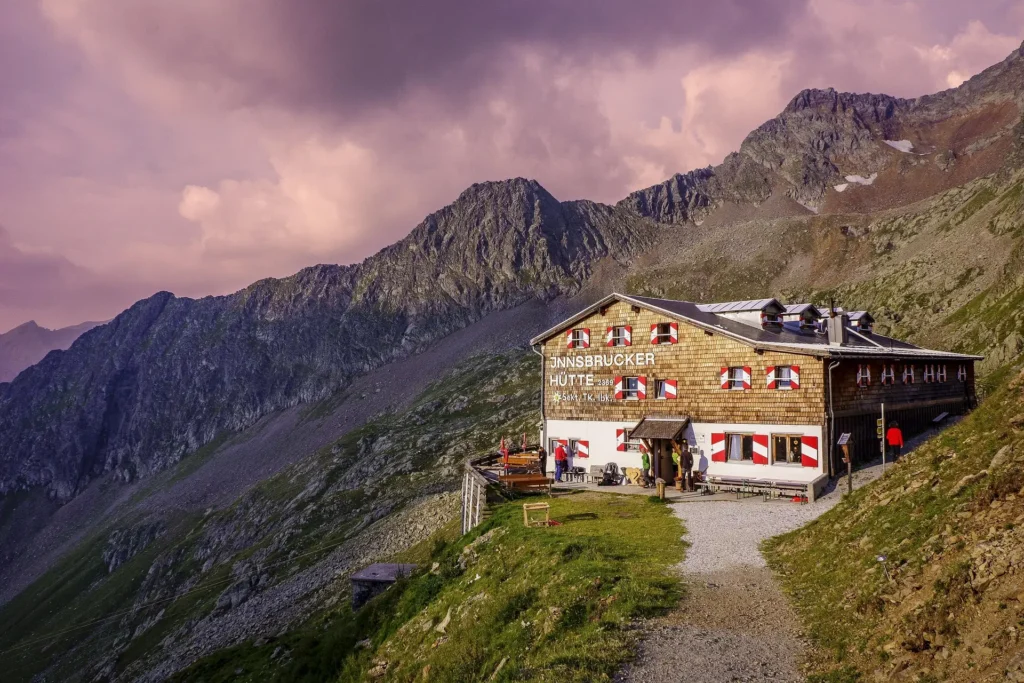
left=499, top=474, right=552, bottom=494
left=704, top=476, right=808, bottom=502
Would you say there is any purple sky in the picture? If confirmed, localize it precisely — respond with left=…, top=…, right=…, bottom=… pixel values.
left=1, top=0, right=1022, bottom=332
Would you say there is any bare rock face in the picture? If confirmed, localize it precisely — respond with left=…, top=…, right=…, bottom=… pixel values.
left=0, top=179, right=656, bottom=502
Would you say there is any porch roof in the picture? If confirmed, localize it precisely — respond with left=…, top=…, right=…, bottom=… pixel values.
left=630, top=415, right=690, bottom=440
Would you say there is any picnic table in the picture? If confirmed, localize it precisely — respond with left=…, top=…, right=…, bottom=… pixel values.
left=499, top=473, right=552, bottom=494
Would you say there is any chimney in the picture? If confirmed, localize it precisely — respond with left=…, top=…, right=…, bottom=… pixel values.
left=828, top=313, right=850, bottom=346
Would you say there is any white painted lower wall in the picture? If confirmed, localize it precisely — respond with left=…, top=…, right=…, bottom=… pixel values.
left=544, top=418, right=824, bottom=482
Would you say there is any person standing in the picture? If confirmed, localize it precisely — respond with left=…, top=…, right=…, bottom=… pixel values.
left=681, top=446, right=694, bottom=492
left=886, top=421, right=904, bottom=460
left=537, top=445, right=548, bottom=478
left=671, top=445, right=681, bottom=488
left=640, top=449, right=651, bottom=487
left=554, top=441, right=568, bottom=482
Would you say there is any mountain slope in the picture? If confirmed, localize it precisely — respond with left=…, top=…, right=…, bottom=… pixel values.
left=0, top=320, right=103, bottom=383
left=765, top=368, right=1024, bottom=682
left=0, top=179, right=657, bottom=501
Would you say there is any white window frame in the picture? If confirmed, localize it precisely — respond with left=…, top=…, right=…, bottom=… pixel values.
left=610, top=326, right=629, bottom=347
left=621, top=376, right=640, bottom=400
left=727, top=367, right=746, bottom=391
left=570, top=328, right=587, bottom=347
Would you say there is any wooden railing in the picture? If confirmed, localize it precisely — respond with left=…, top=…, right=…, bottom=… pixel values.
left=460, top=447, right=539, bottom=534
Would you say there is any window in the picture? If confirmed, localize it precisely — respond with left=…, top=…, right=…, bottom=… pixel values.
left=609, top=325, right=631, bottom=347
left=761, top=312, right=783, bottom=327
left=654, top=379, right=677, bottom=399
left=923, top=364, right=936, bottom=383
left=727, top=433, right=754, bottom=461
left=727, top=366, right=749, bottom=391
left=772, top=435, right=802, bottom=465
left=937, top=365, right=948, bottom=382
left=856, top=364, right=872, bottom=387
left=957, top=364, right=967, bottom=382
left=880, top=364, right=896, bottom=385
left=652, top=322, right=676, bottom=344
left=621, top=376, right=640, bottom=400
left=569, top=328, right=589, bottom=348
left=902, top=365, right=915, bottom=384
left=624, top=430, right=643, bottom=452
left=777, top=366, right=793, bottom=390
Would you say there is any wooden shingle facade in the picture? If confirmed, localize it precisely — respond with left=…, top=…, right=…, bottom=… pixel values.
left=530, top=293, right=981, bottom=498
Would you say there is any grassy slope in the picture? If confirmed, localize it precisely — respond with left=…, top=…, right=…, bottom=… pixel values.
left=173, top=492, right=685, bottom=683
left=0, top=351, right=541, bottom=682
left=765, top=369, right=1024, bottom=682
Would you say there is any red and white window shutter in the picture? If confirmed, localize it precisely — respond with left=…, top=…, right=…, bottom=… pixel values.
left=615, top=429, right=627, bottom=452
left=623, top=326, right=632, bottom=346
left=606, top=327, right=614, bottom=347
left=957, top=364, right=967, bottom=381
left=742, top=366, right=752, bottom=390
left=566, top=330, right=574, bottom=349
left=650, top=324, right=659, bottom=345
left=856, top=364, right=871, bottom=387
left=576, top=440, right=589, bottom=458
left=637, top=376, right=647, bottom=400
left=669, top=322, right=678, bottom=343
left=608, top=326, right=632, bottom=346
left=580, top=328, right=590, bottom=348
left=720, top=367, right=729, bottom=390
left=791, top=366, right=801, bottom=389
left=710, top=433, right=726, bottom=462
left=614, top=376, right=624, bottom=399
left=800, top=435, right=819, bottom=468
left=903, top=365, right=915, bottom=384
left=752, top=434, right=769, bottom=465
left=881, top=364, right=895, bottom=385
left=663, top=379, right=678, bottom=399
left=766, top=366, right=776, bottom=389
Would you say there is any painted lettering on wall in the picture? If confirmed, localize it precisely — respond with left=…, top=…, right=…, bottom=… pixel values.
left=549, top=352, right=656, bottom=369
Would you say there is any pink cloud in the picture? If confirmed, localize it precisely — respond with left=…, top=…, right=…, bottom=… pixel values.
left=0, top=0, right=1021, bottom=331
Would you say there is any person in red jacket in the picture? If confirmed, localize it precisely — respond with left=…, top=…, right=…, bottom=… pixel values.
left=554, top=442, right=568, bottom=482
left=886, top=421, right=904, bottom=460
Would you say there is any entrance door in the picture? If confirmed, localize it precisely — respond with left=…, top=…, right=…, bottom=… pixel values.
left=656, top=440, right=675, bottom=482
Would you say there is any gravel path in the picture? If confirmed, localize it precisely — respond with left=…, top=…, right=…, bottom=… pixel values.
left=619, top=442, right=925, bottom=683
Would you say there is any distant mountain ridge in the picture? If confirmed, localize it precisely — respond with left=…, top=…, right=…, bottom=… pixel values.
left=0, top=320, right=104, bottom=383
left=2, top=40, right=1023, bottom=504
left=0, top=179, right=656, bottom=500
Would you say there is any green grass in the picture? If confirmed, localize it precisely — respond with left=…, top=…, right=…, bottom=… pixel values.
left=764, top=370, right=1024, bottom=679
left=173, top=493, right=685, bottom=683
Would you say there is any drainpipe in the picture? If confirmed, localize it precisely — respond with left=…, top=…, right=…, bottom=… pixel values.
left=827, top=359, right=840, bottom=477
left=531, top=343, right=547, bottom=451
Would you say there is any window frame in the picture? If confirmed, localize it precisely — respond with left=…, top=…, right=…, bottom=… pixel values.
left=771, top=433, right=803, bottom=466
left=727, top=366, right=746, bottom=391
left=623, top=428, right=643, bottom=452
left=654, top=322, right=674, bottom=344
left=621, top=376, right=640, bottom=400
left=570, top=328, right=587, bottom=347
left=725, top=432, right=754, bottom=462
left=775, top=365, right=794, bottom=390
left=609, top=325, right=630, bottom=347
left=654, top=378, right=672, bottom=400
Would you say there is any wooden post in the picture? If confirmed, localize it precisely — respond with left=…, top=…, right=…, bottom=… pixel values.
left=842, top=443, right=852, bottom=494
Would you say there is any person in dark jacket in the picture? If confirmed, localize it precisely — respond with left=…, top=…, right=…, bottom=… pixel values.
left=886, top=421, right=904, bottom=460
left=681, top=447, right=694, bottom=491
left=537, top=446, right=548, bottom=477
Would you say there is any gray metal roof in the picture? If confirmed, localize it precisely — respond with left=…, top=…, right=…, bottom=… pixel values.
left=784, top=303, right=821, bottom=316
left=529, top=293, right=983, bottom=361
left=696, top=299, right=781, bottom=313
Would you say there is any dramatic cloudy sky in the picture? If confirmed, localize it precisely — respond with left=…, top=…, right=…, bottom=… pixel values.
left=1, top=0, right=1022, bottom=331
